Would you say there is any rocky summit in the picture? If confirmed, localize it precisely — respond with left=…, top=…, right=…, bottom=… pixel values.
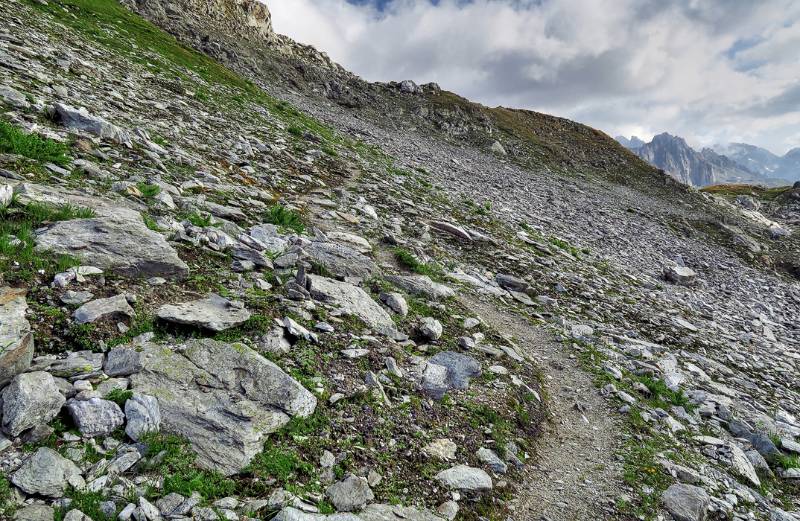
left=0, top=1, right=799, bottom=521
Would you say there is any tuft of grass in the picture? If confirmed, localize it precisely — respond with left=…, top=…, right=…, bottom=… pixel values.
left=0, top=120, right=70, bottom=165
left=393, top=248, right=444, bottom=278
left=0, top=200, right=92, bottom=282
left=0, top=477, right=14, bottom=518
left=54, top=490, right=115, bottom=521
left=778, top=454, right=800, bottom=470
left=105, top=388, right=133, bottom=407
left=140, top=432, right=236, bottom=501
left=136, top=182, right=161, bottom=198
left=287, top=125, right=304, bottom=138
left=183, top=211, right=213, bottom=228
left=142, top=213, right=160, bottom=231
left=637, top=376, right=695, bottom=412
left=265, top=204, right=305, bottom=234
left=246, top=446, right=313, bottom=484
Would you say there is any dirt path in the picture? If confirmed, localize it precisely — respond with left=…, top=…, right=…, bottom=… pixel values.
left=461, top=294, right=626, bottom=521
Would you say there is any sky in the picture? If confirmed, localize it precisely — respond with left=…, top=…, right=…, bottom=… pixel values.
left=268, top=0, right=800, bottom=155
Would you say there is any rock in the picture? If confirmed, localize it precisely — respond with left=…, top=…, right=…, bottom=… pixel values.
left=303, top=241, right=379, bottom=280
left=662, top=483, right=709, bottom=521
left=36, top=214, right=188, bottom=280
left=495, top=273, right=528, bottom=292
left=157, top=294, right=250, bottom=332
left=0, top=85, right=30, bottom=109
left=130, top=339, right=316, bottom=475
left=0, top=287, right=34, bottom=387
left=1, top=371, right=65, bottom=437
left=308, top=275, right=397, bottom=336
left=248, top=224, right=288, bottom=254
left=435, top=465, right=493, bottom=491
left=430, top=221, right=472, bottom=241
left=491, top=141, right=507, bottom=155
left=272, top=508, right=359, bottom=521
left=13, top=504, right=55, bottom=521
left=422, top=438, right=457, bottom=460
left=476, top=447, right=508, bottom=474
left=104, top=346, right=143, bottom=377
left=65, top=397, right=125, bottom=437
left=728, top=442, right=760, bottom=487
left=418, top=317, right=443, bottom=341
left=664, top=266, right=697, bottom=286
left=34, top=351, right=103, bottom=379
left=386, top=275, right=455, bottom=300
left=422, top=351, right=481, bottom=399
left=11, top=447, right=83, bottom=497
left=360, top=504, right=443, bottom=521
left=327, top=232, right=373, bottom=254
left=73, top=294, right=135, bottom=325
left=63, top=510, right=91, bottom=521
left=53, top=103, right=130, bottom=145
left=0, top=184, right=13, bottom=207
left=379, top=292, right=408, bottom=316
left=60, top=290, right=94, bottom=306
left=124, top=393, right=161, bottom=441
left=325, top=474, right=374, bottom=512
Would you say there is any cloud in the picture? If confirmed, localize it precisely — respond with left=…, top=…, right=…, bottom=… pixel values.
left=268, top=0, right=800, bottom=154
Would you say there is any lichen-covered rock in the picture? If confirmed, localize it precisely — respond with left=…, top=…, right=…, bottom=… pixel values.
left=662, top=483, right=709, bottom=521
left=435, top=465, right=493, bottom=491
left=1, top=371, right=65, bottom=437
left=0, top=287, right=34, bottom=388
left=130, top=339, right=316, bottom=475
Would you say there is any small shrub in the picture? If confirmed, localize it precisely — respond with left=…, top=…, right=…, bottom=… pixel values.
left=136, top=182, right=161, bottom=198
left=0, top=120, right=70, bottom=165
left=393, top=248, right=444, bottom=278
left=184, top=211, right=213, bottom=228
left=265, top=205, right=304, bottom=234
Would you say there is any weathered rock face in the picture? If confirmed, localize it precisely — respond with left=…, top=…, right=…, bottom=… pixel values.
left=156, top=294, right=250, bottom=332
left=1, top=371, right=65, bottom=437
left=12, top=447, right=83, bottom=498
left=308, top=275, right=397, bottom=337
left=65, top=397, right=125, bottom=437
left=36, top=214, right=188, bottom=280
left=662, top=483, right=709, bottom=521
left=129, top=339, right=317, bottom=475
left=0, top=287, right=34, bottom=387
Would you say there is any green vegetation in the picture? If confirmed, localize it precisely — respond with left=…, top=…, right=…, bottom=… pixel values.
left=637, top=376, right=695, bottom=412
left=0, top=200, right=92, bottom=282
left=183, top=211, right=213, bottom=228
left=136, top=182, right=161, bottom=198
left=104, top=388, right=133, bottom=407
left=393, top=248, right=444, bottom=278
left=0, top=120, right=70, bottom=165
left=54, top=490, right=116, bottom=521
left=141, top=433, right=236, bottom=500
left=701, top=183, right=789, bottom=201
left=246, top=446, right=313, bottom=483
left=778, top=454, right=800, bottom=470
left=0, top=477, right=14, bottom=518
left=265, top=204, right=305, bottom=234
left=142, top=213, right=160, bottom=231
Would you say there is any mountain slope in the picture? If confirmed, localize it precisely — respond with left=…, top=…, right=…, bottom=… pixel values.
left=1, top=1, right=800, bottom=521
left=714, top=142, right=800, bottom=181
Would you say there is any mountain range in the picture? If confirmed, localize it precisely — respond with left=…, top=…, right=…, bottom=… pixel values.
left=616, top=133, right=798, bottom=187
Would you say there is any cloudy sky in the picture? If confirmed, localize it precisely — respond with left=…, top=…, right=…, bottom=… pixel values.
left=269, top=0, right=800, bottom=155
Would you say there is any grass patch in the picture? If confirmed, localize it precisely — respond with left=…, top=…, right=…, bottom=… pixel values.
left=778, top=454, right=800, bottom=470
left=136, top=182, right=161, bottom=198
left=104, top=388, right=133, bottom=407
left=0, top=120, right=70, bottom=165
left=265, top=204, right=305, bottom=234
left=54, top=490, right=115, bottom=521
left=182, top=211, right=213, bottom=228
left=0, top=200, right=92, bottom=282
left=393, top=248, right=444, bottom=278
left=246, top=446, right=314, bottom=483
left=0, top=477, right=14, bottom=518
left=637, top=376, right=695, bottom=412
left=140, top=432, right=236, bottom=501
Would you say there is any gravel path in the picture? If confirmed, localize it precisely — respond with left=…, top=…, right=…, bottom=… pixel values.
left=463, top=295, right=626, bottom=521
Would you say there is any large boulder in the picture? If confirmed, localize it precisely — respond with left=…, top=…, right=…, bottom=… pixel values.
left=73, top=294, right=135, bottom=325
left=325, top=474, right=374, bottom=512
left=156, top=294, right=250, bottom=332
left=303, top=241, right=379, bottom=280
left=12, top=447, right=83, bottom=497
left=435, top=465, right=492, bottom=491
left=664, top=266, right=697, bottom=286
left=130, top=339, right=317, bottom=475
left=309, top=275, right=397, bottom=337
left=662, top=484, right=709, bottom=521
left=53, top=103, right=131, bottom=145
left=385, top=275, right=455, bottom=300
left=36, top=214, right=188, bottom=280
left=0, top=287, right=34, bottom=387
left=421, top=351, right=481, bottom=400
left=1, top=371, right=65, bottom=437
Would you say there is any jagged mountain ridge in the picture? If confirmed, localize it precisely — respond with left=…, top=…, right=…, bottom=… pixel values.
left=713, top=142, right=800, bottom=181
left=617, top=132, right=784, bottom=187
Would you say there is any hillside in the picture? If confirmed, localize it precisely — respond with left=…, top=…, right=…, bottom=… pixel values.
left=1, top=1, right=800, bottom=521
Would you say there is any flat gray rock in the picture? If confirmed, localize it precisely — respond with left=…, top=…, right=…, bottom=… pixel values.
left=309, top=275, right=397, bottom=337
left=73, top=294, right=134, bottom=325
left=326, top=474, right=374, bottom=512
left=662, top=483, right=709, bottom=521
left=12, top=447, right=83, bottom=498
left=422, top=351, right=481, bottom=400
left=386, top=275, right=455, bottom=300
left=1, top=371, right=65, bottom=437
left=664, top=266, right=697, bottom=286
left=360, top=504, right=443, bottom=521
left=36, top=214, right=188, bottom=280
left=435, top=465, right=492, bottom=491
left=124, top=392, right=161, bottom=441
left=13, top=504, right=55, bottom=521
left=303, top=241, right=379, bottom=280
left=130, top=339, right=317, bottom=475
left=66, top=397, right=125, bottom=437
left=272, top=508, right=361, bottom=521
left=54, top=103, right=131, bottom=145
left=157, top=294, right=250, bottom=332
left=104, top=346, right=143, bottom=377
left=0, top=287, right=34, bottom=387
left=418, top=317, right=443, bottom=341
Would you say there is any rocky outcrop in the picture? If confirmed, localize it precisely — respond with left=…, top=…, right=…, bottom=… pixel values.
left=129, top=339, right=317, bottom=475
left=0, top=287, right=33, bottom=387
